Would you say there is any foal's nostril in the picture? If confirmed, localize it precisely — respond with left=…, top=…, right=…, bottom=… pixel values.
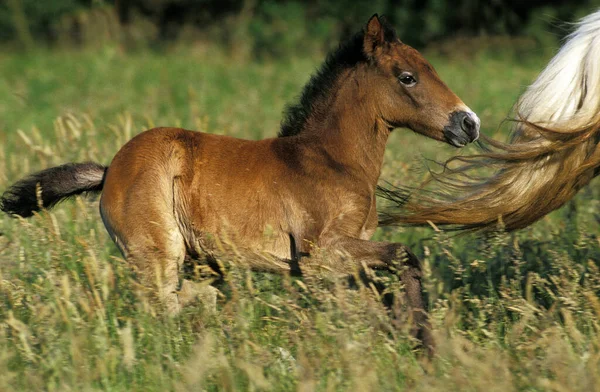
left=444, top=111, right=481, bottom=147
left=462, top=115, right=475, bottom=132
left=459, top=112, right=480, bottom=141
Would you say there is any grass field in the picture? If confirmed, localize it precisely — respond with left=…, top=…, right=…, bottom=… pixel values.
left=1, top=38, right=599, bottom=391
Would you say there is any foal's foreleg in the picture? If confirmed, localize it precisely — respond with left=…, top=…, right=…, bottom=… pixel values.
left=313, top=237, right=434, bottom=353
left=199, top=238, right=433, bottom=352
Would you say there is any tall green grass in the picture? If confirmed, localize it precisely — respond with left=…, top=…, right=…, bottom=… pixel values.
left=1, top=41, right=599, bottom=390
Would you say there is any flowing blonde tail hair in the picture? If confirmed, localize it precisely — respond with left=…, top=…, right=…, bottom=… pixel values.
left=379, top=10, right=600, bottom=231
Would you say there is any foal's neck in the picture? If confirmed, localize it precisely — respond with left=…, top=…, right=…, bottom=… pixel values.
left=300, top=67, right=390, bottom=186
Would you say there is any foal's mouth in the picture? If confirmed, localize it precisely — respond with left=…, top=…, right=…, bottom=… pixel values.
left=444, top=111, right=481, bottom=147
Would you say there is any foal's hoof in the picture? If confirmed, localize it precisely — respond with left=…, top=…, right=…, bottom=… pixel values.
left=178, top=280, right=218, bottom=313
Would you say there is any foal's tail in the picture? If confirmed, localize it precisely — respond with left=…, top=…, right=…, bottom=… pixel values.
left=0, top=162, right=107, bottom=218
left=379, top=10, right=600, bottom=232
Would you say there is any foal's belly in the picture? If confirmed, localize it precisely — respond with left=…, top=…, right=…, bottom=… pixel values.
left=181, top=190, right=296, bottom=260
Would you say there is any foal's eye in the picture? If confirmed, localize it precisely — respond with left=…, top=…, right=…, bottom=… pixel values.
left=399, top=72, right=417, bottom=86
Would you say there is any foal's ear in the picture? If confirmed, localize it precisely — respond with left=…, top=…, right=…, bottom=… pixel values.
left=364, top=14, right=396, bottom=58
left=364, top=14, right=385, bottom=57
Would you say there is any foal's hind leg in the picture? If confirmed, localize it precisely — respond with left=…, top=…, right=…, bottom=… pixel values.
left=101, top=184, right=201, bottom=313
left=109, top=215, right=217, bottom=313
left=119, top=219, right=187, bottom=313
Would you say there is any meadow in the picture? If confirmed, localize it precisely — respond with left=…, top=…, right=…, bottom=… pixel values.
left=0, top=37, right=599, bottom=391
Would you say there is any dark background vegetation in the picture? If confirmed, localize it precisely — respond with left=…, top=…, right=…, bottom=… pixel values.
left=2, top=0, right=600, bottom=53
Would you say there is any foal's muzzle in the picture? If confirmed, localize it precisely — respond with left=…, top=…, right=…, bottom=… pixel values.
left=444, top=111, right=480, bottom=147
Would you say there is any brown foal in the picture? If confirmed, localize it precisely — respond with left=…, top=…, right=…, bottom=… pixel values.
left=1, top=15, right=479, bottom=351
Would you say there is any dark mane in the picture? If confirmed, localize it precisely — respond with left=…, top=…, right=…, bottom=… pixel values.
left=278, top=17, right=398, bottom=137
left=278, top=32, right=367, bottom=137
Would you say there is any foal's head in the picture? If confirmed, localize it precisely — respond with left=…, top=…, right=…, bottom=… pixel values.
left=362, top=15, right=480, bottom=147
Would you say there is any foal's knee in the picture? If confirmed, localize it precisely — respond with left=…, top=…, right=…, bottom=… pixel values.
left=383, top=243, right=422, bottom=276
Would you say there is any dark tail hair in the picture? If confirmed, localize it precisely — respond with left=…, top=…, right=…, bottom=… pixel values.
left=0, top=162, right=107, bottom=218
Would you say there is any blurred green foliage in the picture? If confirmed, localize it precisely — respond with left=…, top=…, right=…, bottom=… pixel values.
left=2, top=0, right=600, bottom=53
left=0, top=0, right=92, bottom=44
